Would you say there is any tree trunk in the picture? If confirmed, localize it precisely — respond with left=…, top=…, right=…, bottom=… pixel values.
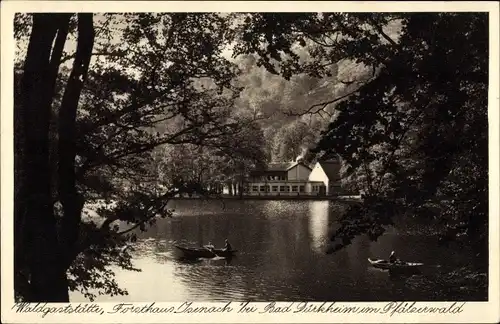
left=18, top=13, right=71, bottom=302
left=58, top=13, right=95, bottom=270
left=14, top=70, right=28, bottom=300
left=239, top=172, right=245, bottom=199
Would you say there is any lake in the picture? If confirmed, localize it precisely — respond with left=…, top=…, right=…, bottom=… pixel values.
left=70, top=199, right=482, bottom=302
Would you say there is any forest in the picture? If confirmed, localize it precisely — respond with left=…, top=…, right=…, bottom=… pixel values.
left=13, top=12, right=488, bottom=301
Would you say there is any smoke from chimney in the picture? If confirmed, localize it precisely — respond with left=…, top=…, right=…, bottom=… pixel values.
left=295, top=147, right=308, bottom=163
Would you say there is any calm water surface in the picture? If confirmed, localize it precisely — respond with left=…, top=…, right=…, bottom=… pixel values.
left=71, top=200, right=477, bottom=302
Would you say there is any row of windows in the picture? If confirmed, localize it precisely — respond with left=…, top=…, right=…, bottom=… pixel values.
left=267, top=175, right=286, bottom=181
left=250, top=185, right=305, bottom=192
left=253, top=176, right=287, bottom=181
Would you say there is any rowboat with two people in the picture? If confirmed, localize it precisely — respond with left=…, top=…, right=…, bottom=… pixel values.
left=205, top=239, right=238, bottom=258
left=174, top=239, right=238, bottom=260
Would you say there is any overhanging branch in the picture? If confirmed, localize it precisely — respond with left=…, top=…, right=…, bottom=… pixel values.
left=284, top=83, right=366, bottom=117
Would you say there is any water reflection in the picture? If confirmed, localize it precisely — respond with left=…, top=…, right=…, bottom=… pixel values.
left=308, top=201, right=329, bottom=253
left=70, top=200, right=478, bottom=302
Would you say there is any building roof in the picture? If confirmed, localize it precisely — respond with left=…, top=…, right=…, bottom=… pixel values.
left=318, top=160, right=342, bottom=181
left=250, top=161, right=312, bottom=174
left=268, top=161, right=312, bottom=172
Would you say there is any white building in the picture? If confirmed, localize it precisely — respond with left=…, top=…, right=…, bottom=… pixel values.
left=244, top=161, right=324, bottom=196
left=308, top=160, right=343, bottom=195
left=222, top=159, right=347, bottom=197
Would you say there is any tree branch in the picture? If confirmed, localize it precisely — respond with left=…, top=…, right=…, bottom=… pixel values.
left=115, top=189, right=179, bottom=235
left=284, top=83, right=366, bottom=117
left=60, top=50, right=127, bottom=64
left=368, top=17, right=399, bottom=48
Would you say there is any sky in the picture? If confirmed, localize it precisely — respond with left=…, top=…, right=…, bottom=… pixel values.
left=15, top=13, right=237, bottom=68
left=14, top=12, right=402, bottom=67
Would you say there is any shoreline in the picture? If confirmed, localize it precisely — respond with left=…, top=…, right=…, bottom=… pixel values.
left=169, top=195, right=362, bottom=203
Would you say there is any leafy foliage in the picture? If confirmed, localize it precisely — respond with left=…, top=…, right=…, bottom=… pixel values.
left=235, top=13, right=489, bottom=262
left=14, top=12, right=264, bottom=301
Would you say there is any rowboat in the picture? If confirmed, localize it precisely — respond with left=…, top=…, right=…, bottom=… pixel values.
left=368, top=258, right=424, bottom=270
left=174, top=245, right=216, bottom=259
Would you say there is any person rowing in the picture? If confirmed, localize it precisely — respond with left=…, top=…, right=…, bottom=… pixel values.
left=389, top=251, right=398, bottom=263
left=224, top=238, right=232, bottom=252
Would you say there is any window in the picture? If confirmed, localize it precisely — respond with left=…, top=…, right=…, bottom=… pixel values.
left=285, top=186, right=290, bottom=192
left=252, top=186, right=258, bottom=192
left=291, top=186, right=298, bottom=192
left=299, top=186, right=305, bottom=192
left=279, top=186, right=286, bottom=192
left=260, top=186, right=266, bottom=192
left=272, top=186, right=278, bottom=192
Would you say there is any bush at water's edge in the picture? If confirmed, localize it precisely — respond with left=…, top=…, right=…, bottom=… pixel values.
left=405, top=266, right=487, bottom=301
